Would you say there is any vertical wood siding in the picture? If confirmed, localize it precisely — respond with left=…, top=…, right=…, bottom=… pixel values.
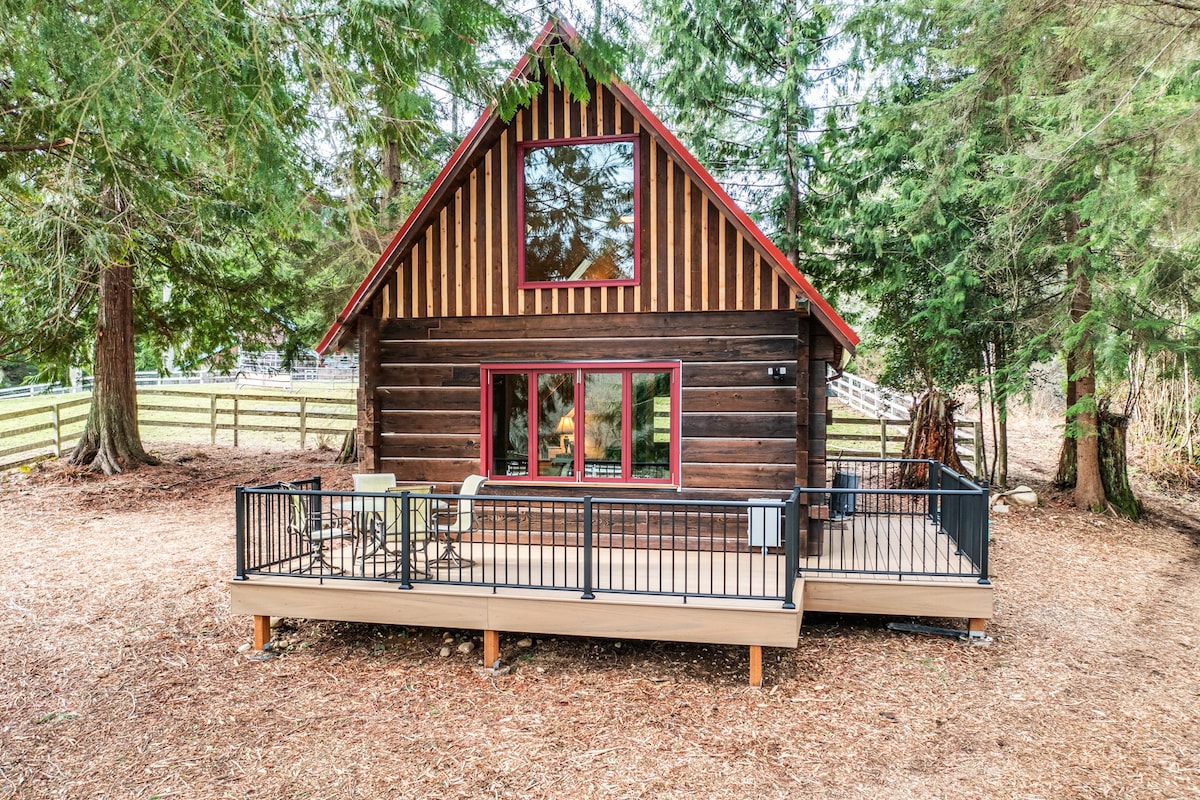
left=375, top=80, right=800, bottom=322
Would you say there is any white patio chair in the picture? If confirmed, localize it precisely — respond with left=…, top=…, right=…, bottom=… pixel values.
left=430, top=475, right=487, bottom=568
left=353, top=473, right=397, bottom=492
left=349, top=473, right=398, bottom=548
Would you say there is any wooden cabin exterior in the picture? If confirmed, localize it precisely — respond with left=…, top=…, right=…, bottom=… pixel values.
left=317, top=23, right=858, bottom=534
left=231, top=21, right=992, bottom=685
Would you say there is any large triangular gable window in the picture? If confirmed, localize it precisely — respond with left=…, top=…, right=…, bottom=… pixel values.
left=518, top=136, right=640, bottom=286
left=483, top=362, right=679, bottom=485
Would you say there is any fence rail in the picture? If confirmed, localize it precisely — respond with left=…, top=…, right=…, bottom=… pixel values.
left=236, top=482, right=802, bottom=606
left=0, top=355, right=358, bottom=400
left=0, top=371, right=240, bottom=400
left=0, top=388, right=354, bottom=471
left=827, top=412, right=983, bottom=477
left=830, top=371, right=913, bottom=419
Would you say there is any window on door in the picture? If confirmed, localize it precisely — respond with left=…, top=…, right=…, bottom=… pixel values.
left=483, top=362, right=679, bottom=485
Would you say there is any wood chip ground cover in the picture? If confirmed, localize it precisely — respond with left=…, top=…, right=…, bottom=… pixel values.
left=1, top=422, right=1197, bottom=799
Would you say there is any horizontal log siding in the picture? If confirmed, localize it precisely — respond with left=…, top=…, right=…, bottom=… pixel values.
left=378, top=310, right=802, bottom=499
left=375, top=80, right=799, bottom=323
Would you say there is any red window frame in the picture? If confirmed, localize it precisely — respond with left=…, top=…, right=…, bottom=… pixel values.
left=516, top=135, right=641, bottom=289
left=481, top=361, right=681, bottom=486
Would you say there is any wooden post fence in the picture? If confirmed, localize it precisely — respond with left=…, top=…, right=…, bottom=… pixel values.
left=1, top=389, right=357, bottom=471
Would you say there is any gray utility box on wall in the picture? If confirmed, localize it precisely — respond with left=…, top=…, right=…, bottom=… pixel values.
left=747, top=501, right=782, bottom=551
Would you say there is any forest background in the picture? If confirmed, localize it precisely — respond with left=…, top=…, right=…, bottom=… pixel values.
left=1, top=0, right=1197, bottom=515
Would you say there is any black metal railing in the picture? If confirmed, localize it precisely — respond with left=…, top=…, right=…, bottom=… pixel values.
left=234, top=459, right=989, bottom=604
left=805, top=458, right=989, bottom=582
left=235, top=483, right=803, bottom=607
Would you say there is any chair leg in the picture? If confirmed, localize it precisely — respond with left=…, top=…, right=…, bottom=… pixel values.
left=305, top=538, right=346, bottom=575
left=379, top=551, right=430, bottom=579
left=427, top=533, right=474, bottom=567
left=374, top=534, right=432, bottom=579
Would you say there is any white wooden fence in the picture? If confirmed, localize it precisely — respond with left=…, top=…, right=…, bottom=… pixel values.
left=0, top=388, right=355, bottom=471
left=828, top=372, right=984, bottom=476
left=829, top=371, right=914, bottom=419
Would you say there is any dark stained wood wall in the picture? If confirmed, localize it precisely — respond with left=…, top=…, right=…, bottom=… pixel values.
left=376, top=310, right=807, bottom=499
left=372, top=79, right=801, bottom=323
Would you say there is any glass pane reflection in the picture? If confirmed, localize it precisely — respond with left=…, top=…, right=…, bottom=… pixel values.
left=584, top=373, right=622, bottom=478
left=523, top=142, right=635, bottom=282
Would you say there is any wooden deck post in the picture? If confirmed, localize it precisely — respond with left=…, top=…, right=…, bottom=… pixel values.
left=253, top=615, right=271, bottom=650
left=749, top=645, right=763, bottom=687
left=967, top=618, right=987, bottom=639
left=483, top=629, right=500, bottom=668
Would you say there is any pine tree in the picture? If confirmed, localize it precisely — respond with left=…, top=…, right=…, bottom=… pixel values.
left=829, top=0, right=1200, bottom=514
left=644, top=0, right=838, bottom=267
left=0, top=0, right=523, bottom=474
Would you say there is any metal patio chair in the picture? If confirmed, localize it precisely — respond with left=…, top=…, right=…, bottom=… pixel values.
left=429, top=475, right=487, bottom=568
left=282, top=482, right=355, bottom=574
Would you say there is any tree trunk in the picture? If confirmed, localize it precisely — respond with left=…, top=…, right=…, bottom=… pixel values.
left=69, top=261, right=159, bottom=474
left=1054, top=406, right=1140, bottom=519
left=382, top=138, right=404, bottom=228
left=993, top=336, right=1010, bottom=489
left=356, top=316, right=381, bottom=472
left=996, top=401, right=1008, bottom=490
left=336, top=429, right=357, bottom=465
left=1098, top=410, right=1139, bottom=519
left=1055, top=350, right=1078, bottom=487
left=898, top=389, right=968, bottom=488
left=782, top=26, right=801, bottom=270
left=1066, top=210, right=1105, bottom=511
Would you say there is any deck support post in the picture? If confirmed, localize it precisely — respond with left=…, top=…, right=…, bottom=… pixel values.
left=967, top=618, right=987, bottom=639
left=483, top=629, right=500, bottom=668
left=749, top=645, right=763, bottom=687
left=253, top=615, right=271, bottom=650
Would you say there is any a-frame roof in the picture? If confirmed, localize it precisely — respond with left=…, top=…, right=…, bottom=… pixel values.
left=318, top=18, right=858, bottom=355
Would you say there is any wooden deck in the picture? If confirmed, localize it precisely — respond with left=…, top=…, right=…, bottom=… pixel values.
left=802, top=512, right=982, bottom=579
left=231, top=511, right=991, bottom=650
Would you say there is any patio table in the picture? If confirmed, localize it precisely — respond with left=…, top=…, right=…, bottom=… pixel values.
left=334, top=486, right=443, bottom=569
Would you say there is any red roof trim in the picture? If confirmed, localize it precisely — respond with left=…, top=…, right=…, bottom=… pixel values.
left=604, top=81, right=859, bottom=350
left=318, top=17, right=858, bottom=354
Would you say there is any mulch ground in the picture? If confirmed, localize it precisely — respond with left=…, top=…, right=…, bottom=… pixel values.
left=1, top=422, right=1197, bottom=799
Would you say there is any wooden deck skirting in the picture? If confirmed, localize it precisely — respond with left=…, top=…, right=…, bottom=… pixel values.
left=231, top=572, right=991, bottom=684
left=230, top=577, right=806, bottom=648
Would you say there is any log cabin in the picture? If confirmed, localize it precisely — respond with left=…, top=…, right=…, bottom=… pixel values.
left=317, top=19, right=857, bottom=522
left=230, top=19, right=992, bottom=685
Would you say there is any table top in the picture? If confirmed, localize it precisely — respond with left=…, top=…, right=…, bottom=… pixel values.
left=334, top=488, right=443, bottom=515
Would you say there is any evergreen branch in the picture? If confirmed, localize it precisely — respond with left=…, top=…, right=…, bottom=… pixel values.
left=1038, top=27, right=1184, bottom=163
left=0, top=137, right=74, bottom=153
left=1136, top=0, right=1200, bottom=14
